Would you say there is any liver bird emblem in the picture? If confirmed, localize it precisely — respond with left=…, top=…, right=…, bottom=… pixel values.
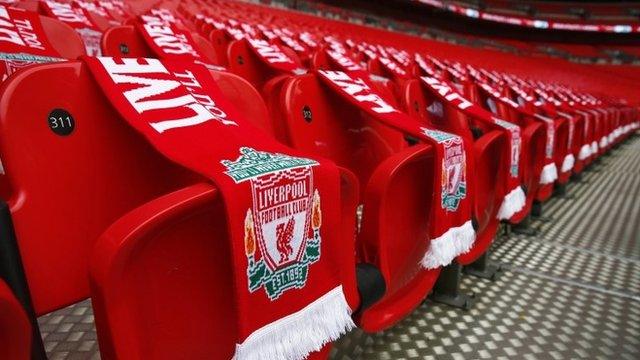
left=276, top=217, right=295, bottom=263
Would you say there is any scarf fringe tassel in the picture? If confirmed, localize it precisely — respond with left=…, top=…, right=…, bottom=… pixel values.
left=421, top=220, right=476, bottom=269
left=496, top=186, right=526, bottom=220
left=540, top=163, right=558, bottom=185
left=561, top=154, right=575, bottom=173
left=234, top=286, right=355, bottom=360
left=578, top=144, right=591, bottom=160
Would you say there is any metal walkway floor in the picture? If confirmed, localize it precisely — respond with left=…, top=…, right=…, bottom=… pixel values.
left=39, top=135, right=640, bottom=360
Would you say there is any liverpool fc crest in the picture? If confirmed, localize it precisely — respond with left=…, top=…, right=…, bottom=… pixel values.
left=0, top=52, right=63, bottom=81
left=493, top=118, right=521, bottom=178
left=222, top=147, right=322, bottom=300
left=421, top=128, right=467, bottom=211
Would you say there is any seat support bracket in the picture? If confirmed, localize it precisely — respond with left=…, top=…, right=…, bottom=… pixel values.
left=429, top=262, right=475, bottom=310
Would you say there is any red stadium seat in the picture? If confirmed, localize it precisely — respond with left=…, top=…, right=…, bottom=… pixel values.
left=227, top=37, right=305, bottom=95
left=0, top=16, right=89, bottom=356
left=559, top=110, right=585, bottom=175
left=464, top=81, right=547, bottom=223
left=513, top=95, right=571, bottom=202
left=533, top=102, right=572, bottom=190
left=0, top=8, right=86, bottom=199
left=310, top=48, right=400, bottom=106
left=208, top=29, right=232, bottom=66
left=267, top=72, right=454, bottom=332
left=36, top=16, right=86, bottom=58
left=401, top=78, right=508, bottom=264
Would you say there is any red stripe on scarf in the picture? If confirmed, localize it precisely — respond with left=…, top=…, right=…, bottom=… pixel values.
left=0, top=6, right=63, bottom=80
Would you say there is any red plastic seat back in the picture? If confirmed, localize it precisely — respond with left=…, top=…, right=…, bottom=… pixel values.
left=356, top=144, right=439, bottom=331
left=90, top=184, right=238, bottom=359
left=512, top=117, right=546, bottom=201
left=367, top=58, right=387, bottom=79
left=38, top=16, right=86, bottom=59
left=568, top=113, right=586, bottom=156
left=208, top=29, right=231, bottom=66
left=589, top=109, right=602, bottom=147
left=101, top=25, right=153, bottom=57
left=593, top=110, right=606, bottom=150
left=310, top=49, right=332, bottom=70
left=272, top=73, right=406, bottom=189
left=401, top=79, right=472, bottom=139
left=553, top=117, right=570, bottom=170
left=227, top=38, right=303, bottom=94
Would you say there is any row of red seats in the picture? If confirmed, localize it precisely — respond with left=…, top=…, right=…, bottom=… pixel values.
left=0, top=1, right=638, bottom=359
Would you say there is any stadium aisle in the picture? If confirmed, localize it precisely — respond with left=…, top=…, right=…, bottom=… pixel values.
left=37, top=135, right=640, bottom=360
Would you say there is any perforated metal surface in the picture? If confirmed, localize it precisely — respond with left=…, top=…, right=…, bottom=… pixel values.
left=38, top=134, right=640, bottom=359
left=332, top=270, right=640, bottom=360
left=38, top=299, right=98, bottom=360
left=331, top=136, right=640, bottom=359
